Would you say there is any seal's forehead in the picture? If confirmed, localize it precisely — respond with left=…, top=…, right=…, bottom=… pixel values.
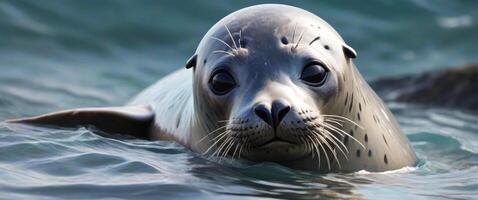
left=197, top=4, right=345, bottom=51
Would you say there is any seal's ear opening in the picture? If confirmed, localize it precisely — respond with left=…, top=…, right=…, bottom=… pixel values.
left=342, top=44, right=357, bottom=59
left=185, top=54, right=197, bottom=69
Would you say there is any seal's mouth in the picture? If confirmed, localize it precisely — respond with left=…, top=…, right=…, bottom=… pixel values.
left=242, top=135, right=308, bottom=162
left=254, top=137, right=297, bottom=148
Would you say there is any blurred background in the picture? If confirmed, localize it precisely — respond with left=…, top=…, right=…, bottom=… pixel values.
left=0, top=0, right=476, bottom=118
left=0, top=1, right=477, bottom=199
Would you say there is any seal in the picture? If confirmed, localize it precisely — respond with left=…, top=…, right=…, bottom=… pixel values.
left=6, top=4, right=417, bottom=172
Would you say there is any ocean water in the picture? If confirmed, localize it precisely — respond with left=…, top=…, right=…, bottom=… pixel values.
left=0, top=0, right=477, bottom=199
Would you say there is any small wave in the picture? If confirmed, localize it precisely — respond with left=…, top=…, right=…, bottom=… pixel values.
left=354, top=166, right=417, bottom=175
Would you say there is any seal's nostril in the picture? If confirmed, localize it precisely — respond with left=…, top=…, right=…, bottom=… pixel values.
left=271, top=101, right=291, bottom=129
left=277, top=106, right=290, bottom=123
left=254, top=101, right=290, bottom=129
left=254, top=104, right=273, bottom=126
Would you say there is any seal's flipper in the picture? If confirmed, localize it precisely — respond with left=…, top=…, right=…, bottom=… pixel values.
left=5, top=106, right=155, bottom=139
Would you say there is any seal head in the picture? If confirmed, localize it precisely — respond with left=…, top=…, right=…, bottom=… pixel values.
left=189, top=4, right=416, bottom=171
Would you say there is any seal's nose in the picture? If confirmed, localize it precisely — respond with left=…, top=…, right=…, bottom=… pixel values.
left=254, top=100, right=290, bottom=129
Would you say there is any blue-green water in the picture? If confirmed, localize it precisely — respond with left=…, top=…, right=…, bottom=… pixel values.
left=0, top=0, right=477, bottom=199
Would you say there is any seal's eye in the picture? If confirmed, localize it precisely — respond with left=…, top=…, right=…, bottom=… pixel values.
left=301, top=63, right=328, bottom=86
left=209, top=70, right=236, bottom=95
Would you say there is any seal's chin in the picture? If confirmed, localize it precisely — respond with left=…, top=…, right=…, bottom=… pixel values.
left=242, top=138, right=310, bottom=162
left=255, top=137, right=297, bottom=148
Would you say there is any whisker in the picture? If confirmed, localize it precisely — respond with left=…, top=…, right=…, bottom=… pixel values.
left=216, top=136, right=231, bottom=157
left=307, top=123, right=348, bottom=162
left=195, top=125, right=228, bottom=145
left=314, top=130, right=341, bottom=169
left=203, top=130, right=230, bottom=155
left=212, top=50, right=235, bottom=57
left=222, top=137, right=236, bottom=160
left=205, top=126, right=230, bottom=142
left=210, top=36, right=235, bottom=52
left=315, top=134, right=331, bottom=170
left=325, top=118, right=344, bottom=123
left=332, top=149, right=341, bottom=169
left=311, top=125, right=347, bottom=156
left=316, top=121, right=348, bottom=154
left=322, top=128, right=349, bottom=155
left=321, top=122, right=366, bottom=149
left=224, top=25, right=238, bottom=50
left=294, top=29, right=306, bottom=50
left=299, top=128, right=313, bottom=156
left=238, top=138, right=248, bottom=159
left=291, top=22, right=298, bottom=43
left=301, top=126, right=323, bottom=168
left=297, top=130, right=311, bottom=154
left=303, top=135, right=313, bottom=155
left=320, top=115, right=364, bottom=130
left=324, top=119, right=344, bottom=127
left=307, top=136, right=315, bottom=158
left=219, top=136, right=234, bottom=157
left=310, top=136, right=322, bottom=168
left=238, top=29, right=243, bottom=49
left=317, top=128, right=349, bottom=161
left=304, top=133, right=316, bottom=159
left=212, top=136, right=232, bottom=160
left=231, top=139, right=240, bottom=160
left=302, top=130, right=315, bottom=154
